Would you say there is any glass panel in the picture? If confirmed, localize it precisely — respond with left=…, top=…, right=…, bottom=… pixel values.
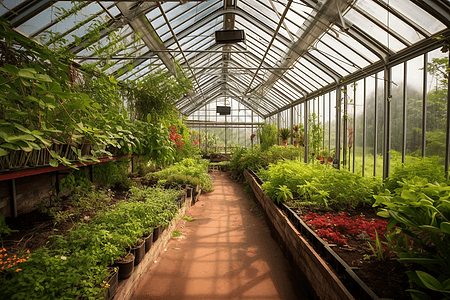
left=357, top=0, right=424, bottom=44
left=345, top=9, right=405, bottom=52
left=329, top=90, right=336, bottom=158
left=17, top=2, right=75, bottom=35
left=308, top=49, right=350, bottom=76
left=376, top=71, right=384, bottom=177
left=331, top=25, right=380, bottom=63
left=425, top=49, right=447, bottom=159
left=354, top=79, right=364, bottom=175
left=320, top=33, right=370, bottom=70
left=378, top=0, right=446, bottom=34
left=405, top=55, right=423, bottom=160
left=0, top=0, right=28, bottom=16
left=365, top=75, right=376, bottom=176
left=390, top=63, right=405, bottom=169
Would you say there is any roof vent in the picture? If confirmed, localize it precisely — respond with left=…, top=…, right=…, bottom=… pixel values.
left=215, top=30, right=245, bottom=44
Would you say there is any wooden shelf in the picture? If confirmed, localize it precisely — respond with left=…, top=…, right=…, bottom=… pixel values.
left=0, top=155, right=135, bottom=182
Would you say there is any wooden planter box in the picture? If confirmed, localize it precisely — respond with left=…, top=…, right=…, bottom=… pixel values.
left=244, top=169, right=380, bottom=300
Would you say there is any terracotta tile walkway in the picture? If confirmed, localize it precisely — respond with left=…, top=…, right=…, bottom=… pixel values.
left=131, top=172, right=310, bottom=300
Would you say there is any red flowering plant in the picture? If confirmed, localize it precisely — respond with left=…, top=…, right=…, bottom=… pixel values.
left=169, top=126, right=184, bottom=153
left=303, top=212, right=388, bottom=247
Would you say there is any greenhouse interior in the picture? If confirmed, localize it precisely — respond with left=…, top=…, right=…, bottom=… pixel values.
left=1, top=0, right=450, bottom=299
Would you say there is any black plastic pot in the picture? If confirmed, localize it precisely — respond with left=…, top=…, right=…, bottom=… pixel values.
left=131, top=239, right=145, bottom=266
left=114, top=253, right=135, bottom=279
left=153, top=225, right=162, bottom=242
left=186, top=188, right=192, bottom=198
left=143, top=232, right=153, bottom=253
left=107, top=268, right=119, bottom=299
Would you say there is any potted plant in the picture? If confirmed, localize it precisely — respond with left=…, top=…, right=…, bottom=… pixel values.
left=113, top=252, right=135, bottom=279
left=278, top=128, right=291, bottom=147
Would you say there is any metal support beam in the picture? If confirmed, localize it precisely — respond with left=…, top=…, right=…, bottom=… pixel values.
left=116, top=2, right=177, bottom=75
left=335, top=86, right=341, bottom=169
left=243, top=0, right=293, bottom=98
left=402, top=62, right=408, bottom=163
left=157, top=2, right=203, bottom=95
left=9, top=179, right=17, bottom=218
left=362, top=78, right=366, bottom=177
left=374, top=73, right=378, bottom=177
left=383, top=65, right=392, bottom=180
left=446, top=50, right=450, bottom=178
left=422, top=53, right=428, bottom=157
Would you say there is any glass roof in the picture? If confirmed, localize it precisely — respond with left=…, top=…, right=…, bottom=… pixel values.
left=3, top=0, right=449, bottom=118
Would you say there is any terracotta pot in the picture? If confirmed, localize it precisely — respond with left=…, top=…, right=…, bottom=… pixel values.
left=113, top=253, right=135, bottom=279
left=131, top=239, right=145, bottom=266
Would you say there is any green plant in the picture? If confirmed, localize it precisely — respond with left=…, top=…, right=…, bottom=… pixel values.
left=261, top=160, right=382, bottom=209
left=278, top=128, right=291, bottom=142
left=147, top=158, right=214, bottom=192
left=172, top=230, right=182, bottom=238
left=308, top=112, right=323, bottom=160
left=366, top=230, right=386, bottom=261
left=384, top=156, right=447, bottom=192
left=0, top=214, right=16, bottom=238
left=182, top=216, right=196, bottom=222
left=274, top=185, right=293, bottom=204
left=373, top=177, right=450, bottom=299
left=257, top=123, right=277, bottom=152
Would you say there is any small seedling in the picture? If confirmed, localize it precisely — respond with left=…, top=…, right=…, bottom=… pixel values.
left=172, top=230, right=183, bottom=238
left=182, top=215, right=196, bottom=222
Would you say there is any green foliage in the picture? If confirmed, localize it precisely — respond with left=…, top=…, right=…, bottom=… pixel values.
left=59, top=169, right=92, bottom=193
left=257, top=123, right=277, bottom=152
left=308, top=112, right=323, bottom=160
left=384, top=156, right=447, bottom=192
left=147, top=158, right=214, bottom=192
left=274, top=185, right=293, bottom=204
left=366, top=230, right=386, bottom=261
left=0, top=185, right=181, bottom=299
left=260, top=160, right=382, bottom=208
left=278, top=128, right=291, bottom=142
left=0, top=213, right=16, bottom=238
left=171, top=230, right=182, bottom=238
left=373, top=178, right=450, bottom=299
left=92, top=158, right=132, bottom=189
left=181, top=216, right=196, bottom=222
left=127, top=66, right=192, bottom=124
left=228, top=145, right=303, bottom=181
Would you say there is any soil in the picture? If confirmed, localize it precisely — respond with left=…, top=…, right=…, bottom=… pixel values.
left=2, top=184, right=128, bottom=254
left=290, top=205, right=411, bottom=300
left=114, top=253, right=135, bottom=264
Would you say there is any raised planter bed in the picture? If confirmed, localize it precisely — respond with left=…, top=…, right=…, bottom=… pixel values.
left=244, top=169, right=382, bottom=300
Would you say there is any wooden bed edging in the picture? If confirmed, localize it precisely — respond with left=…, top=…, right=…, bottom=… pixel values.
left=244, top=169, right=355, bottom=300
left=111, top=190, right=196, bottom=300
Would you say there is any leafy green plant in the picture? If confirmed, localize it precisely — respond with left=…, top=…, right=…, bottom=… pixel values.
left=278, top=128, right=291, bottom=142
left=261, top=160, right=382, bottom=208
left=257, top=123, right=277, bottom=152
left=147, top=158, right=214, bottom=192
left=366, top=230, right=386, bottom=261
left=384, top=156, right=447, bottom=192
left=0, top=214, right=16, bottom=238
left=373, top=177, right=450, bottom=299
left=182, top=216, right=196, bottom=222
left=274, top=185, right=293, bottom=204
left=172, top=230, right=182, bottom=238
